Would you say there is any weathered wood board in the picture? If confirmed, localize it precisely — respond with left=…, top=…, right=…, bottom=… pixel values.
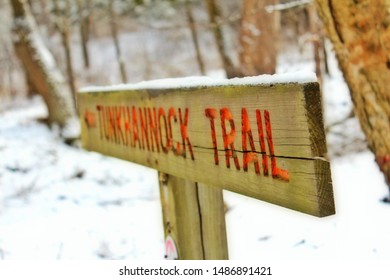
left=78, top=80, right=335, bottom=217
left=159, top=173, right=228, bottom=260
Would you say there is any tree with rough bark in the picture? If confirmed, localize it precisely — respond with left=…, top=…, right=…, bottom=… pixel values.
left=206, top=0, right=239, bottom=78
left=186, top=0, right=206, bottom=75
left=315, top=0, right=390, bottom=197
left=52, top=0, right=77, bottom=104
left=239, top=0, right=280, bottom=75
left=10, top=0, right=78, bottom=138
left=76, top=0, right=91, bottom=69
left=307, top=2, right=323, bottom=83
left=108, top=0, right=127, bottom=83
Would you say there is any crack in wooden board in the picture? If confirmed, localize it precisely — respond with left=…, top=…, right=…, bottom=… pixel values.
left=78, top=82, right=335, bottom=217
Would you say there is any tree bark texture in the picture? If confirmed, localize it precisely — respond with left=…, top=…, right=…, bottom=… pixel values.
left=1, top=41, right=16, bottom=99
left=185, top=1, right=206, bottom=75
left=52, top=0, right=77, bottom=104
left=206, top=0, right=239, bottom=78
left=25, top=69, right=38, bottom=97
left=315, top=0, right=390, bottom=187
left=109, top=0, right=127, bottom=84
left=239, top=0, right=280, bottom=75
left=77, top=0, right=91, bottom=69
left=10, top=0, right=77, bottom=129
left=308, top=2, right=323, bottom=83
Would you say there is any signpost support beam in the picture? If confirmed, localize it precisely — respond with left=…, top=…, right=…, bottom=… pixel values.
left=197, top=182, right=228, bottom=260
left=159, top=173, right=228, bottom=260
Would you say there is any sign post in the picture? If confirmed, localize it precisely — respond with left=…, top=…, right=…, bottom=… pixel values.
left=159, top=173, right=228, bottom=259
left=78, top=74, right=335, bottom=259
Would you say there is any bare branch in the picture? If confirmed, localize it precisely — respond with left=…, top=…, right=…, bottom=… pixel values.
left=266, top=0, right=311, bottom=13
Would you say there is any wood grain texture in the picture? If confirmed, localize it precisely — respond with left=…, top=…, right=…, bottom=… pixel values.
left=79, top=82, right=335, bottom=217
left=159, top=173, right=228, bottom=260
left=197, top=183, right=228, bottom=260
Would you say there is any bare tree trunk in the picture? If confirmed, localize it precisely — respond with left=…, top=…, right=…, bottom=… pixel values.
left=77, top=0, right=90, bottom=69
left=25, top=70, right=38, bottom=97
left=27, top=0, right=38, bottom=19
left=308, top=2, right=322, bottom=83
left=109, top=0, right=127, bottom=83
left=52, top=0, right=77, bottom=105
left=315, top=0, right=390, bottom=194
left=1, top=42, right=14, bottom=101
left=10, top=0, right=78, bottom=136
left=185, top=1, right=206, bottom=75
left=38, top=0, right=49, bottom=24
left=239, top=0, right=280, bottom=75
left=206, top=0, right=238, bottom=78
left=322, top=37, right=329, bottom=75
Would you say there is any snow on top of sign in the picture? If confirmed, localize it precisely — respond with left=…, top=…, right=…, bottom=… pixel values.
left=79, top=71, right=317, bottom=93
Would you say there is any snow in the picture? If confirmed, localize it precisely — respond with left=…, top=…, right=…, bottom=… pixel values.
left=242, top=22, right=262, bottom=36
left=1, top=45, right=390, bottom=260
left=2, top=77, right=390, bottom=260
left=0, top=97, right=163, bottom=259
left=79, top=71, right=317, bottom=93
left=266, top=0, right=311, bottom=13
left=226, top=151, right=390, bottom=260
left=60, top=117, right=81, bottom=140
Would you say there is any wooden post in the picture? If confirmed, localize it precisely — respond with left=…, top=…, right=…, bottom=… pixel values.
left=197, top=182, right=228, bottom=260
left=159, top=173, right=228, bottom=260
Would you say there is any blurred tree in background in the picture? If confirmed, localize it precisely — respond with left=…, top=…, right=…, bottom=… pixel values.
left=239, top=0, right=280, bottom=75
left=5, top=0, right=384, bottom=187
left=9, top=0, right=78, bottom=139
left=316, top=0, right=390, bottom=197
left=4, top=0, right=388, bottom=198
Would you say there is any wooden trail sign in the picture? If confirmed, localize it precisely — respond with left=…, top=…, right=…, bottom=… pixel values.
left=79, top=75, right=335, bottom=218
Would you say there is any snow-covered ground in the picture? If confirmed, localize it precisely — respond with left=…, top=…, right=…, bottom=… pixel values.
left=1, top=44, right=390, bottom=259
left=1, top=83, right=389, bottom=260
left=0, top=98, right=164, bottom=259
left=226, top=151, right=390, bottom=260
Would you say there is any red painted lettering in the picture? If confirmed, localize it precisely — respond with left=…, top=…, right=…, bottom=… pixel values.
left=139, top=108, right=150, bottom=150
left=178, top=108, right=195, bottom=160
left=100, top=106, right=108, bottom=140
left=158, top=108, right=169, bottom=154
left=132, top=106, right=141, bottom=148
left=205, top=108, right=219, bottom=165
left=168, top=107, right=183, bottom=156
left=111, top=107, right=117, bottom=143
left=115, top=106, right=125, bottom=145
left=96, top=105, right=104, bottom=140
left=84, top=110, right=96, bottom=128
left=106, top=107, right=116, bottom=142
left=103, top=106, right=110, bottom=141
left=123, top=106, right=132, bottom=146
left=148, top=108, right=160, bottom=152
left=242, top=108, right=260, bottom=175
left=220, top=108, right=240, bottom=170
left=264, top=110, right=289, bottom=181
left=256, top=110, right=269, bottom=176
